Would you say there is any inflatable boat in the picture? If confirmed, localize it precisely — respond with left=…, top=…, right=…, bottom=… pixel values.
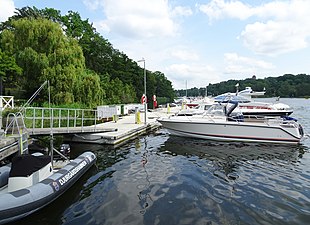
left=0, top=151, right=96, bottom=224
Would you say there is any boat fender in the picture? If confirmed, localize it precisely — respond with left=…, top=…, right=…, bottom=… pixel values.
left=298, top=124, right=304, bottom=137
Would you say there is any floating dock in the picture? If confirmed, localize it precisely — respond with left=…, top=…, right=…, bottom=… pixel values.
left=0, top=135, right=20, bottom=162
left=63, top=107, right=176, bottom=146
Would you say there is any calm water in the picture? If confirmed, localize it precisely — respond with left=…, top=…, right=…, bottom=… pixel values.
left=10, top=98, right=310, bottom=225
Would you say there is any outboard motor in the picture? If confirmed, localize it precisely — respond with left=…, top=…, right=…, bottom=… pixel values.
left=54, top=144, right=71, bottom=160
left=60, top=144, right=71, bottom=158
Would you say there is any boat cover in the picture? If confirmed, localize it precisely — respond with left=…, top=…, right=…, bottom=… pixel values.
left=9, top=155, right=51, bottom=177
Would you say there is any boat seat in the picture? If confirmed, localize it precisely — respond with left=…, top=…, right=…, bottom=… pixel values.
left=9, top=155, right=51, bottom=177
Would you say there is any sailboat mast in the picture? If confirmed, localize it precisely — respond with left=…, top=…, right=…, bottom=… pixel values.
left=185, top=80, right=187, bottom=97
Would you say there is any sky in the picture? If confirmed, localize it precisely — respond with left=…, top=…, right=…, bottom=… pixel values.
left=1, top=0, right=310, bottom=90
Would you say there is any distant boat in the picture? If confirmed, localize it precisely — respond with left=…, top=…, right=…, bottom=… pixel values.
left=238, top=86, right=266, bottom=97
left=213, top=87, right=293, bottom=116
left=158, top=102, right=304, bottom=145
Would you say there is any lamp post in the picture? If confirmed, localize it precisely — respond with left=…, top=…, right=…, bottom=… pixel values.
left=138, top=58, right=147, bottom=124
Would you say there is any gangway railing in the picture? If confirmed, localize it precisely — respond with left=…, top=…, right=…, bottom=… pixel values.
left=2, top=112, right=29, bottom=155
left=22, top=107, right=99, bottom=133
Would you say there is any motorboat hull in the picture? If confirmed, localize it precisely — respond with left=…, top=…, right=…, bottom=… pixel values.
left=0, top=151, right=96, bottom=224
left=158, top=117, right=303, bottom=145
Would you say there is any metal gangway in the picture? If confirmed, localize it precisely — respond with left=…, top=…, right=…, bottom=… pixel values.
left=22, top=106, right=115, bottom=136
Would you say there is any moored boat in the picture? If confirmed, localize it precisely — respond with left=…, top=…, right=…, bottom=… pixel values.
left=213, top=87, right=293, bottom=116
left=0, top=81, right=98, bottom=224
left=158, top=102, right=304, bottom=145
left=0, top=151, right=96, bottom=224
left=176, top=87, right=293, bottom=117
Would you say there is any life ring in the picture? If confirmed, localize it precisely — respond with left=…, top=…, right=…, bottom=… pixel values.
left=141, top=94, right=147, bottom=104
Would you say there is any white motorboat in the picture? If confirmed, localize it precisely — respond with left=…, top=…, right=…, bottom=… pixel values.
left=213, top=87, right=293, bottom=116
left=214, top=94, right=293, bottom=116
left=158, top=102, right=304, bottom=145
left=176, top=87, right=293, bottom=117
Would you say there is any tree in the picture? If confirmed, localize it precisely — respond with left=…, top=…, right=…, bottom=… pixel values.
left=177, top=74, right=310, bottom=98
left=1, top=7, right=176, bottom=106
left=74, top=70, right=104, bottom=107
left=0, top=48, right=22, bottom=94
left=0, top=18, right=85, bottom=104
left=153, top=71, right=175, bottom=101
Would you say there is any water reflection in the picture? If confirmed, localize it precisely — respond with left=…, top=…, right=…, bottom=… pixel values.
left=161, top=136, right=306, bottom=160
left=8, top=128, right=310, bottom=225
left=137, top=137, right=154, bottom=215
left=160, top=136, right=306, bottom=180
left=150, top=135, right=310, bottom=225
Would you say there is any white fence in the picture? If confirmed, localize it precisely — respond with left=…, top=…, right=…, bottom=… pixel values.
left=97, top=104, right=143, bottom=119
left=97, top=105, right=121, bottom=119
left=0, top=96, right=14, bottom=110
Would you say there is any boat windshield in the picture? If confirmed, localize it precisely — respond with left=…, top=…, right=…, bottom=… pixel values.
left=205, top=102, right=243, bottom=117
left=214, top=93, right=251, bottom=103
left=205, top=104, right=226, bottom=116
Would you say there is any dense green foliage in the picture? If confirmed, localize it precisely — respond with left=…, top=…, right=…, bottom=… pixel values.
left=0, top=6, right=175, bottom=107
left=176, top=74, right=310, bottom=98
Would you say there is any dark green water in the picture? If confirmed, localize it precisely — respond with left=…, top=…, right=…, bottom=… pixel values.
left=9, top=98, right=310, bottom=225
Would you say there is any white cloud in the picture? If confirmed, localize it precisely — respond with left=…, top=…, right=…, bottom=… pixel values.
left=165, top=63, right=220, bottom=89
left=0, top=0, right=15, bottom=22
left=198, top=0, right=253, bottom=22
left=84, top=0, right=178, bottom=39
left=241, top=1, right=310, bottom=56
left=171, top=6, right=193, bottom=17
left=199, top=0, right=310, bottom=56
left=241, top=20, right=309, bottom=56
left=93, top=20, right=110, bottom=33
left=83, top=0, right=103, bottom=11
left=170, top=48, right=199, bottom=61
left=224, top=53, right=274, bottom=75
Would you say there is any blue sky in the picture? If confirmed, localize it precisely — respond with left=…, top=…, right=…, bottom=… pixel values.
left=1, top=0, right=309, bottom=89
